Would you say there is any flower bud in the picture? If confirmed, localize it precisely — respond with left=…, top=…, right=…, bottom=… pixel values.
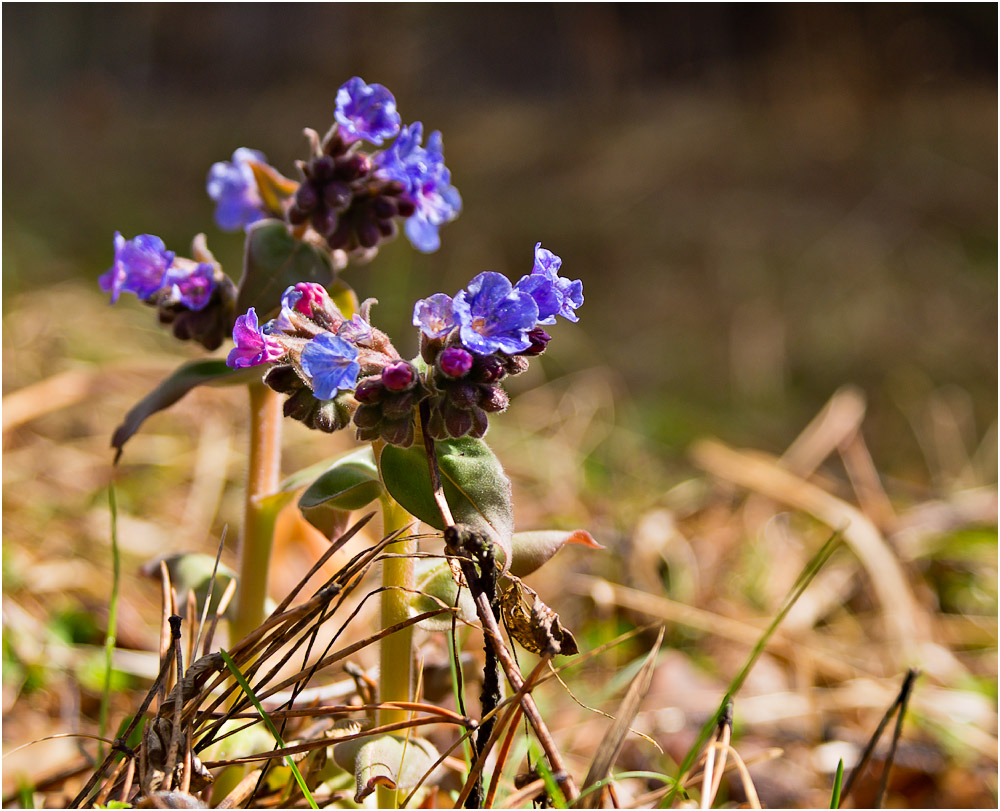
left=438, top=347, right=474, bottom=379
left=283, top=388, right=319, bottom=423
left=396, top=196, right=416, bottom=218
left=448, top=382, right=480, bottom=410
left=354, top=377, right=384, bottom=404
left=381, top=416, right=415, bottom=448
left=264, top=364, right=304, bottom=394
left=372, top=197, right=397, bottom=220
left=443, top=403, right=473, bottom=438
left=521, top=327, right=551, bottom=357
left=472, top=354, right=506, bottom=384
left=382, top=391, right=415, bottom=418
left=312, top=397, right=351, bottom=433
left=324, top=181, right=352, bottom=211
left=503, top=355, right=530, bottom=376
left=295, top=182, right=319, bottom=212
left=479, top=386, right=508, bottom=413
left=382, top=361, right=416, bottom=392
left=469, top=407, right=489, bottom=438
left=337, top=153, right=370, bottom=180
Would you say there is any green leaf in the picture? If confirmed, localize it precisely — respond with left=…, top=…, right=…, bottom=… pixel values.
left=236, top=220, right=335, bottom=316
left=380, top=437, right=514, bottom=569
left=111, top=359, right=257, bottom=458
left=332, top=733, right=439, bottom=803
left=299, top=448, right=383, bottom=512
left=410, top=558, right=478, bottom=631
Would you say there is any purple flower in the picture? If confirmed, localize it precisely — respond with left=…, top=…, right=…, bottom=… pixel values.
left=206, top=148, right=269, bottom=232
left=163, top=262, right=216, bottom=311
left=227, top=308, right=285, bottom=368
left=453, top=272, right=539, bottom=355
left=514, top=243, right=583, bottom=324
left=412, top=293, right=457, bottom=339
left=335, top=77, right=401, bottom=146
left=300, top=333, right=361, bottom=400
left=375, top=123, right=461, bottom=253
left=99, top=232, right=175, bottom=304
left=338, top=314, right=374, bottom=345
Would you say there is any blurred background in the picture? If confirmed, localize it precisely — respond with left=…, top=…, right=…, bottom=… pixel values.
left=3, top=5, right=997, bottom=808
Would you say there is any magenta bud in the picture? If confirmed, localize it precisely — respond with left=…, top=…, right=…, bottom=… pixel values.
left=439, top=347, right=474, bottom=379
left=382, top=361, right=416, bottom=392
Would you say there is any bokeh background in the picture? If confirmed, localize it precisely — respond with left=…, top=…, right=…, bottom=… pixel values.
left=3, top=5, right=997, bottom=808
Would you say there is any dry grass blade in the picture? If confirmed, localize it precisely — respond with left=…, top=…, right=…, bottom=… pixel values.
left=576, top=625, right=665, bottom=808
left=690, top=438, right=964, bottom=681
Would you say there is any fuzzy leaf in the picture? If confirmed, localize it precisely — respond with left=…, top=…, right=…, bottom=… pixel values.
left=299, top=450, right=383, bottom=512
left=509, top=529, right=603, bottom=578
left=332, top=733, right=439, bottom=802
left=111, top=359, right=257, bottom=459
left=411, top=558, right=478, bottom=631
left=380, top=437, right=514, bottom=569
left=236, top=220, right=335, bottom=316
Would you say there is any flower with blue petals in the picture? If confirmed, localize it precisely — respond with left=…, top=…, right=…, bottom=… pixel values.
left=99, top=232, right=175, bottom=304
left=335, top=77, right=401, bottom=146
left=227, top=308, right=285, bottom=368
left=515, top=243, right=583, bottom=324
left=207, top=148, right=269, bottom=232
left=375, top=123, right=461, bottom=253
left=163, top=262, right=216, bottom=311
left=300, top=333, right=361, bottom=400
left=412, top=293, right=458, bottom=339
left=453, top=272, right=539, bottom=355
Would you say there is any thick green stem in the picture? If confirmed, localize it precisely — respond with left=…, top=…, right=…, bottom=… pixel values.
left=232, top=383, right=283, bottom=645
left=377, top=492, right=415, bottom=809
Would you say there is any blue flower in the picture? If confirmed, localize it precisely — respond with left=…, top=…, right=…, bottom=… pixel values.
left=99, top=232, right=175, bottom=304
left=335, top=77, right=401, bottom=146
left=163, top=262, right=216, bottom=311
left=515, top=243, right=583, bottom=324
left=375, top=123, right=461, bottom=253
left=412, top=292, right=458, bottom=339
left=300, top=333, right=361, bottom=399
left=206, top=148, right=269, bottom=232
left=227, top=307, right=285, bottom=368
left=453, top=272, right=539, bottom=355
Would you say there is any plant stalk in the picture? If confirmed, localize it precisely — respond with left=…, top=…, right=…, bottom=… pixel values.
left=377, top=490, right=415, bottom=809
left=232, top=383, right=283, bottom=645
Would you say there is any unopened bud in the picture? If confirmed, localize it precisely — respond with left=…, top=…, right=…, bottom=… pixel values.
left=479, top=386, right=508, bottom=413
left=503, top=356, right=530, bottom=376
left=443, top=403, right=473, bottom=438
left=382, top=391, right=415, bottom=418
left=324, top=181, right=352, bottom=211
left=438, top=347, right=474, bottom=379
left=470, top=407, right=489, bottom=438
left=448, top=382, right=479, bottom=410
left=472, top=354, right=506, bottom=384
left=382, top=361, right=416, bottom=392
left=264, top=364, right=304, bottom=394
left=521, top=327, right=551, bottom=357
left=354, top=377, right=384, bottom=404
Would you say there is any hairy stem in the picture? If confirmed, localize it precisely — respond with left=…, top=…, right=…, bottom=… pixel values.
left=377, top=491, right=415, bottom=809
left=232, top=383, right=283, bottom=645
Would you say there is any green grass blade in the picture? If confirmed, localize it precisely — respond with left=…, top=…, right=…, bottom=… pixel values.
left=575, top=770, right=677, bottom=805
left=220, top=648, right=319, bottom=810
left=530, top=739, right=567, bottom=809
left=830, top=758, right=844, bottom=808
left=98, top=485, right=122, bottom=763
left=662, top=531, right=842, bottom=808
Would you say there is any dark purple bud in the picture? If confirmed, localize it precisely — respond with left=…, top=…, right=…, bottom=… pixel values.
left=426, top=403, right=447, bottom=440
left=353, top=404, right=382, bottom=429
left=295, top=182, right=319, bottom=212
left=337, top=153, right=370, bottom=180
left=382, top=361, right=416, bottom=392
left=503, top=355, right=530, bottom=376
left=355, top=377, right=385, bottom=404
left=382, top=180, right=406, bottom=197
left=438, top=347, right=474, bottom=379
left=372, top=197, right=397, bottom=220
left=284, top=388, right=319, bottom=422
left=381, top=417, right=415, bottom=448
left=448, top=382, right=479, bottom=410
left=324, top=181, right=352, bottom=211
left=357, top=219, right=379, bottom=248
left=264, top=364, right=304, bottom=394
left=472, top=354, right=506, bottom=384
left=470, top=407, right=489, bottom=438
left=382, top=391, right=415, bottom=418
left=312, top=155, right=336, bottom=180
left=443, top=403, right=473, bottom=438
left=479, top=385, right=508, bottom=413
left=326, top=219, right=353, bottom=250
left=312, top=207, right=340, bottom=238
left=376, top=218, right=396, bottom=238
left=521, top=327, right=551, bottom=357
left=312, top=398, right=349, bottom=433
left=396, top=196, right=416, bottom=218
left=288, top=205, right=310, bottom=225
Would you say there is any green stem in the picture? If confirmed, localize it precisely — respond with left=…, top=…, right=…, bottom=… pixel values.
left=377, top=490, right=415, bottom=809
left=232, top=383, right=283, bottom=645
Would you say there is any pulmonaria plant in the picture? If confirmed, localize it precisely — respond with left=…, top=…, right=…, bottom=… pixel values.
left=229, top=243, right=583, bottom=447
left=101, top=76, right=460, bottom=350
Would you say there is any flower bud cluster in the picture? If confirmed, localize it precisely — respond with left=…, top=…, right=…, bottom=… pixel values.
left=226, top=244, right=582, bottom=446
left=207, top=77, right=460, bottom=258
left=99, top=232, right=236, bottom=350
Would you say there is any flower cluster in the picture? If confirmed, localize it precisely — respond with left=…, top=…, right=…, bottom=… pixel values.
left=228, top=244, right=582, bottom=446
left=208, top=77, right=460, bottom=257
left=99, top=233, right=236, bottom=350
